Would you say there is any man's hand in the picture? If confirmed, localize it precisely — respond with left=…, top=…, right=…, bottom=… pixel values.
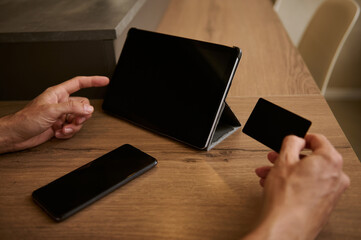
left=244, top=134, right=350, bottom=240
left=0, top=76, right=109, bottom=154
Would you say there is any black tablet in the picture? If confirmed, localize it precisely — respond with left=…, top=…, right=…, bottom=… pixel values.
left=103, top=28, right=241, bottom=150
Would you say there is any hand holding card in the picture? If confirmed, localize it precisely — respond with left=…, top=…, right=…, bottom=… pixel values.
left=242, top=98, right=312, bottom=152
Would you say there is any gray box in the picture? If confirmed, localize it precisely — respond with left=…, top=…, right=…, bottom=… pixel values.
left=0, top=0, right=170, bottom=100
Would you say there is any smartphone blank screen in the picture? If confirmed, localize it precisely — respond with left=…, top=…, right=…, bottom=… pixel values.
left=32, top=144, right=157, bottom=222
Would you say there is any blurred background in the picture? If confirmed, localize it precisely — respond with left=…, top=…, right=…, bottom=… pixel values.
left=272, top=0, right=361, bottom=159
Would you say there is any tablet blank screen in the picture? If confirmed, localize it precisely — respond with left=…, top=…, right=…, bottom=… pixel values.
left=103, top=29, right=240, bottom=149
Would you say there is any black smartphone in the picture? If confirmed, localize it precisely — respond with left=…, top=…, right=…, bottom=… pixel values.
left=242, top=98, right=312, bottom=152
left=32, top=144, right=157, bottom=222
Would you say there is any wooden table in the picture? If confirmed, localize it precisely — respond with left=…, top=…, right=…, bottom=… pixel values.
left=0, top=0, right=360, bottom=239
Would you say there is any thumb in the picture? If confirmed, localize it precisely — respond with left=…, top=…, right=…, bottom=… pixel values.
left=48, top=101, right=94, bottom=119
left=277, top=135, right=306, bottom=166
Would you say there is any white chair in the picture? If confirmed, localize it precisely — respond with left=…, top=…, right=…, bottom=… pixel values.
left=274, top=0, right=324, bottom=46
left=298, top=0, right=360, bottom=95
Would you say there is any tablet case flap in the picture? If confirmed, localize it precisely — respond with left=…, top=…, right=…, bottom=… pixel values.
left=207, top=102, right=241, bottom=150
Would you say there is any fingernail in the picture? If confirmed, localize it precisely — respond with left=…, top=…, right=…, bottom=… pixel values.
left=55, top=131, right=62, bottom=138
left=78, top=117, right=86, bottom=124
left=84, top=104, right=94, bottom=114
left=64, top=127, right=74, bottom=134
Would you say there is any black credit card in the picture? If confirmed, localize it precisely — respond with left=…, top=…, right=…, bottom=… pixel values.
left=242, top=98, right=311, bottom=152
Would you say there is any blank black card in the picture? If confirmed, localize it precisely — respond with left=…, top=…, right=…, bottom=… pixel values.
left=242, top=98, right=311, bottom=152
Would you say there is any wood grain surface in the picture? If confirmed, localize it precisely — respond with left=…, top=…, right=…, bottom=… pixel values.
left=0, top=97, right=360, bottom=239
left=0, top=0, right=360, bottom=239
left=157, top=0, right=320, bottom=97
